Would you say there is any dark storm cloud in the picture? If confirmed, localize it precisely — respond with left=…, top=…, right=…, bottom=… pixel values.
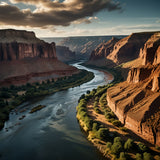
left=0, top=0, right=122, bottom=27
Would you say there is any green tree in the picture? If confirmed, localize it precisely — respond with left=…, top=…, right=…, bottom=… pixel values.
left=96, top=128, right=109, bottom=141
left=106, top=142, right=112, bottom=149
left=119, top=152, right=127, bottom=160
left=143, top=152, right=153, bottom=160
left=114, top=137, right=123, bottom=144
left=136, top=153, right=143, bottom=160
left=124, top=138, right=134, bottom=151
left=138, top=142, right=148, bottom=152
left=111, top=142, right=123, bottom=156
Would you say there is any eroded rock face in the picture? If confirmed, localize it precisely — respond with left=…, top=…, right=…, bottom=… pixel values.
left=0, top=42, right=56, bottom=61
left=85, top=37, right=119, bottom=67
left=107, top=32, right=154, bottom=64
left=107, top=65, right=160, bottom=145
left=106, top=31, right=160, bottom=146
left=0, top=29, right=57, bottom=61
left=139, top=32, right=160, bottom=65
left=0, top=29, right=79, bottom=86
left=89, top=37, right=119, bottom=60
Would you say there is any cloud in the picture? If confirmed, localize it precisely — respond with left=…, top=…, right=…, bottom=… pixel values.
left=156, top=19, right=160, bottom=23
left=72, top=16, right=98, bottom=24
left=0, top=0, right=122, bottom=28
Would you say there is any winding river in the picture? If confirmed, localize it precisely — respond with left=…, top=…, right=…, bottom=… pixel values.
left=0, top=63, right=112, bottom=160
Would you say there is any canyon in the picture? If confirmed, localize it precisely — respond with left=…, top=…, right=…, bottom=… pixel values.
left=42, top=35, right=126, bottom=60
left=87, top=31, right=160, bottom=146
left=0, top=29, right=79, bottom=86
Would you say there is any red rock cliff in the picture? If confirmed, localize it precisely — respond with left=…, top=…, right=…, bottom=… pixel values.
left=0, top=29, right=79, bottom=86
left=86, top=37, right=119, bottom=67
left=106, top=32, right=155, bottom=64
left=107, top=31, right=160, bottom=146
left=0, top=29, right=57, bottom=61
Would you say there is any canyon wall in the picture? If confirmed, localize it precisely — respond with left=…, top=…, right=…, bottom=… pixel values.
left=86, top=37, right=119, bottom=67
left=106, top=31, right=160, bottom=146
left=0, top=29, right=79, bottom=86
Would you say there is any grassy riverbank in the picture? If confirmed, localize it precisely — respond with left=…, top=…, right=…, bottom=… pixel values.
left=0, top=69, right=94, bottom=130
left=76, top=68, right=160, bottom=160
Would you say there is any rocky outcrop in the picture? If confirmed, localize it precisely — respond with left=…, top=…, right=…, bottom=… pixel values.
left=89, top=37, right=119, bottom=60
left=106, top=31, right=160, bottom=146
left=0, top=29, right=57, bottom=61
left=107, top=32, right=154, bottom=64
left=0, top=29, right=79, bottom=86
left=139, top=32, right=160, bottom=65
left=56, top=46, right=76, bottom=63
left=85, top=37, right=119, bottom=67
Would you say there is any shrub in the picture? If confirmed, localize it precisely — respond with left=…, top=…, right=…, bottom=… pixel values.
left=105, top=111, right=116, bottom=119
left=143, top=152, right=153, bottom=160
left=96, top=128, right=109, bottom=141
left=137, top=142, right=148, bottom=152
left=0, top=91, right=11, bottom=99
left=120, top=127, right=128, bottom=132
left=0, top=100, right=6, bottom=107
left=84, top=117, right=93, bottom=131
left=111, top=142, right=123, bottom=156
left=92, top=122, right=100, bottom=132
left=136, top=153, right=143, bottom=160
left=114, top=137, right=123, bottom=144
left=94, top=107, right=101, bottom=114
left=106, top=142, right=112, bottom=149
left=95, top=96, right=99, bottom=101
left=107, top=118, right=115, bottom=123
left=112, top=120, right=122, bottom=127
left=124, top=138, right=134, bottom=151
left=119, top=152, right=127, bottom=160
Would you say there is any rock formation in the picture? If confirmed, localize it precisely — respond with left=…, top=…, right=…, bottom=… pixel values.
left=0, top=29, right=79, bottom=86
left=43, top=35, right=126, bottom=60
left=107, top=32, right=154, bottom=64
left=106, top=31, right=160, bottom=146
left=56, top=46, right=76, bottom=63
left=86, top=37, right=119, bottom=67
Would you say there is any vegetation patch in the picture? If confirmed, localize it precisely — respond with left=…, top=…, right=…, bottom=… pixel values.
left=0, top=69, right=94, bottom=130
left=29, top=105, right=46, bottom=113
left=76, top=78, right=160, bottom=160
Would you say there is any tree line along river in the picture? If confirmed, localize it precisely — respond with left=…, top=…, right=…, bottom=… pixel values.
left=0, top=62, right=112, bottom=160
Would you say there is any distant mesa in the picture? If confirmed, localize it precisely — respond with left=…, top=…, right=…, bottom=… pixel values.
left=0, top=29, right=79, bottom=86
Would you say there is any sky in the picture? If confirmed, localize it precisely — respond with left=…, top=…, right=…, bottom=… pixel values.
left=0, top=0, right=159, bottom=37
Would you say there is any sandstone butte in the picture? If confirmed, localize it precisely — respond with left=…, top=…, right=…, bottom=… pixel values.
left=87, top=31, right=160, bottom=146
left=0, top=29, right=79, bottom=86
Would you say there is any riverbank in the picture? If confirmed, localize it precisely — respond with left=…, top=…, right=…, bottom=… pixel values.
left=81, top=63, right=124, bottom=83
left=0, top=69, right=94, bottom=130
left=76, top=67, right=160, bottom=160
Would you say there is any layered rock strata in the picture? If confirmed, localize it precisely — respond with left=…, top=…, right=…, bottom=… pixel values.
left=86, top=37, right=119, bottom=67
left=107, top=31, right=160, bottom=146
left=0, top=29, right=79, bottom=86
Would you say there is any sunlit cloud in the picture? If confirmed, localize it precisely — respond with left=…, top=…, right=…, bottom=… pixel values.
left=0, top=0, right=122, bottom=28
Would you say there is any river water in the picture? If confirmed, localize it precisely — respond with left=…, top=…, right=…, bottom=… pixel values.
left=0, top=63, right=112, bottom=160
